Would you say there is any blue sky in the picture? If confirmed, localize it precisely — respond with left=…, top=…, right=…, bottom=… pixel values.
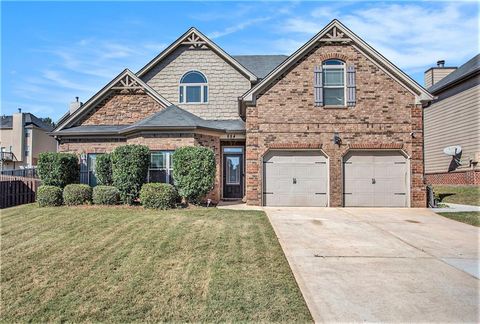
left=2, top=1, right=479, bottom=121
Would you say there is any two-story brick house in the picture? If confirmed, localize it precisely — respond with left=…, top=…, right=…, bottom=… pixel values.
left=52, top=20, right=433, bottom=207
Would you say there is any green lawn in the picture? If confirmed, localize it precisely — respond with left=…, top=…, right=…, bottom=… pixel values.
left=433, top=185, right=480, bottom=206
left=437, top=212, right=480, bottom=227
left=1, top=204, right=312, bottom=323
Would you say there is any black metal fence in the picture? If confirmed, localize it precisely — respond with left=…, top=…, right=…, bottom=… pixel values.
left=0, top=168, right=38, bottom=179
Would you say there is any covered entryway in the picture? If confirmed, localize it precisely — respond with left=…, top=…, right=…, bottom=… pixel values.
left=343, top=151, right=408, bottom=207
left=263, top=150, right=328, bottom=207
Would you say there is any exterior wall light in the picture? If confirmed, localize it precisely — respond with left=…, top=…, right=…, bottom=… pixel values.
left=333, top=133, right=342, bottom=145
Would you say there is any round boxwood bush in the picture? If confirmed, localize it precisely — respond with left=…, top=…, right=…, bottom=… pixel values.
left=37, top=185, right=63, bottom=207
left=93, top=185, right=119, bottom=205
left=172, top=146, right=216, bottom=204
left=63, top=184, right=92, bottom=206
left=140, top=183, right=178, bottom=210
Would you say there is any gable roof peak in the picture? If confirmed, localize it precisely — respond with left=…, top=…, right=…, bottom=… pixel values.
left=241, top=19, right=433, bottom=105
left=53, top=68, right=172, bottom=132
left=136, top=27, right=257, bottom=81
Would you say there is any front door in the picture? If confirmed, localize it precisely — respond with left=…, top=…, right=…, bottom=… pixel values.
left=223, top=153, right=243, bottom=199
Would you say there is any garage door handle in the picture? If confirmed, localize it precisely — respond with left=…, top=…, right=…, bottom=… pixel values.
left=372, top=178, right=376, bottom=184
left=293, top=178, right=297, bottom=184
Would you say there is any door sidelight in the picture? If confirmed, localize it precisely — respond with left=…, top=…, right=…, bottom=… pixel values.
left=372, top=178, right=376, bottom=184
left=293, top=177, right=297, bottom=184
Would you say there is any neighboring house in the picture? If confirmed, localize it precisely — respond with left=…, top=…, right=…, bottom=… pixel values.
left=424, top=55, right=480, bottom=185
left=0, top=111, right=57, bottom=170
left=51, top=20, right=433, bottom=207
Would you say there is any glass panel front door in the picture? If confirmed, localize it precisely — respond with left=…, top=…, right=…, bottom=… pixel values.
left=226, top=156, right=240, bottom=185
left=223, top=150, right=243, bottom=199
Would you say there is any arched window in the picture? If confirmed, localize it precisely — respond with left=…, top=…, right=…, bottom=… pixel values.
left=179, top=71, right=208, bottom=103
left=322, top=59, right=345, bottom=106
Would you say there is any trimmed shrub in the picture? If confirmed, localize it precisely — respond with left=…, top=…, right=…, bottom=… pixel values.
left=140, top=183, right=178, bottom=210
left=93, top=186, right=120, bottom=205
left=37, top=185, right=63, bottom=207
left=63, top=184, right=92, bottom=206
left=172, top=146, right=216, bottom=204
left=111, top=145, right=150, bottom=204
left=37, top=152, right=79, bottom=188
left=95, top=154, right=113, bottom=186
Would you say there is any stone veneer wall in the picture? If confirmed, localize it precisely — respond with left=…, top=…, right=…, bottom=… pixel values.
left=245, top=44, right=426, bottom=207
left=77, top=90, right=165, bottom=126
left=141, top=45, right=251, bottom=120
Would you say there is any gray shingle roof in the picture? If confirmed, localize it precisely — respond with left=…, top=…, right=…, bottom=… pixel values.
left=53, top=105, right=245, bottom=135
left=128, top=105, right=206, bottom=129
left=0, top=116, right=12, bottom=128
left=0, top=113, right=53, bottom=131
left=52, top=125, right=127, bottom=135
left=428, top=54, right=480, bottom=94
left=233, top=55, right=288, bottom=79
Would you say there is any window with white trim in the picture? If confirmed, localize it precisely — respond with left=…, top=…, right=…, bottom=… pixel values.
left=148, top=151, right=174, bottom=184
left=323, top=59, right=345, bottom=106
left=179, top=71, right=208, bottom=103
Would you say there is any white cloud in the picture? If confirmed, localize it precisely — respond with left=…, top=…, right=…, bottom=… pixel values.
left=209, top=17, right=272, bottom=39
left=9, top=38, right=168, bottom=120
left=278, top=2, right=479, bottom=70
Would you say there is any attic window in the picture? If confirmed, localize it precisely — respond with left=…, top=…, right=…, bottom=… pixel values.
left=179, top=71, right=208, bottom=104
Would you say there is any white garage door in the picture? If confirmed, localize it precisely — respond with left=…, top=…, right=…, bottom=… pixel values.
left=343, top=151, right=408, bottom=207
left=263, top=151, right=328, bottom=207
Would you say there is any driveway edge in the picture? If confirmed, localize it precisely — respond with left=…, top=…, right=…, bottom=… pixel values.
left=265, top=210, right=323, bottom=323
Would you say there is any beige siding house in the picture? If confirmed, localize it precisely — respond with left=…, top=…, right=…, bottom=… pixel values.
left=424, top=55, right=480, bottom=185
left=0, top=111, right=57, bottom=170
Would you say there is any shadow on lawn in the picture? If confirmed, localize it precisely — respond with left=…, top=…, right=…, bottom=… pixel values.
left=438, top=193, right=456, bottom=202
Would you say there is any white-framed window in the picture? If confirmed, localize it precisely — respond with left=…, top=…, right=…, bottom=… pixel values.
left=323, top=59, right=346, bottom=106
left=25, top=145, right=30, bottom=157
left=179, top=71, right=208, bottom=104
left=148, top=151, right=174, bottom=184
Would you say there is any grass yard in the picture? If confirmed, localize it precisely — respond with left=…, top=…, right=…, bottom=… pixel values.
left=433, top=185, right=480, bottom=206
left=0, top=204, right=312, bottom=323
left=437, top=212, right=480, bottom=227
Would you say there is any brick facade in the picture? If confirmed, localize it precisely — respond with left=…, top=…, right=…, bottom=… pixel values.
left=245, top=44, right=426, bottom=207
left=58, top=133, right=223, bottom=202
left=426, top=170, right=480, bottom=185
left=77, top=90, right=165, bottom=126
left=141, top=45, right=251, bottom=120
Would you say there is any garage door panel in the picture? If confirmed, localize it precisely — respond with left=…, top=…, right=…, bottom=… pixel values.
left=344, top=193, right=374, bottom=207
left=376, top=178, right=405, bottom=193
left=263, top=151, right=328, bottom=207
left=344, top=151, right=408, bottom=207
left=345, top=164, right=374, bottom=179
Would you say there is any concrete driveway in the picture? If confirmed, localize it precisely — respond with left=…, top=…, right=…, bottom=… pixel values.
left=265, top=207, right=479, bottom=323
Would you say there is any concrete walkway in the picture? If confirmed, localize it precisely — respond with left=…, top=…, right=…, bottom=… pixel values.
left=432, top=203, right=480, bottom=213
left=265, top=207, right=479, bottom=323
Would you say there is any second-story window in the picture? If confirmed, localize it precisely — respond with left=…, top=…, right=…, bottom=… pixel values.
left=323, top=59, right=345, bottom=106
left=179, top=71, right=208, bottom=104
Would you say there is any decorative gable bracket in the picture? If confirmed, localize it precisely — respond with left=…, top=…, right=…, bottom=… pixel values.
left=319, top=26, right=351, bottom=44
left=111, top=74, right=143, bottom=92
left=181, top=32, right=208, bottom=49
